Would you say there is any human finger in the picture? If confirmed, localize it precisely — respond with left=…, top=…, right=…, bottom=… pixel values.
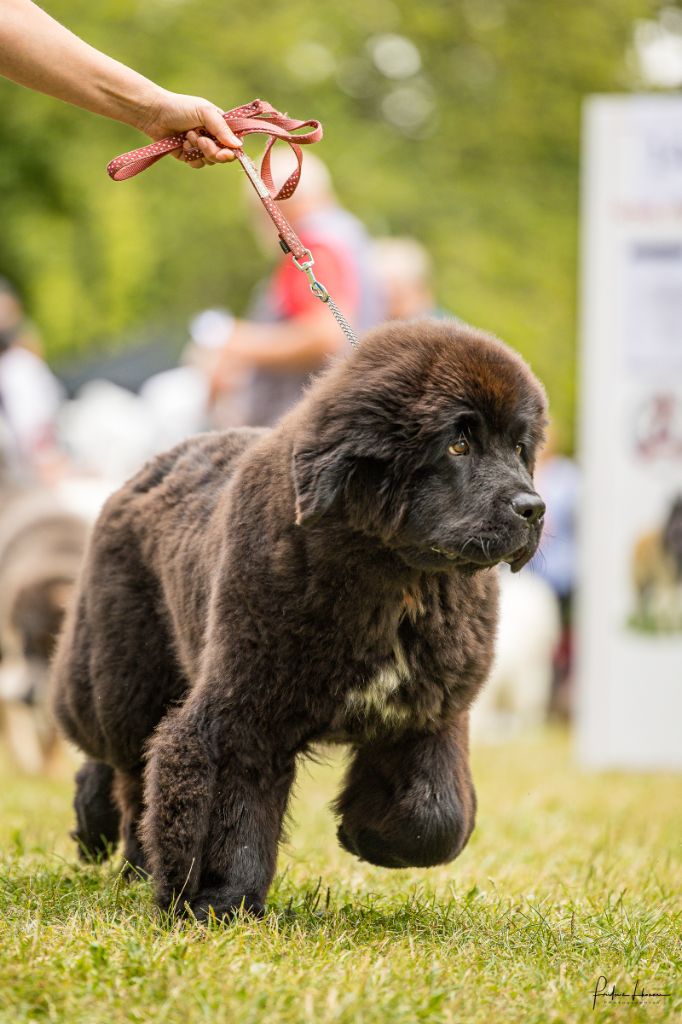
left=196, top=135, right=238, bottom=164
left=185, top=154, right=206, bottom=169
left=170, top=148, right=197, bottom=164
left=200, top=105, right=242, bottom=151
left=181, top=138, right=204, bottom=165
left=194, top=135, right=220, bottom=165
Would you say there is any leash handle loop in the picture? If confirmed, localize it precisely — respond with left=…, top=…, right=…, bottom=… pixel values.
left=106, top=99, right=322, bottom=202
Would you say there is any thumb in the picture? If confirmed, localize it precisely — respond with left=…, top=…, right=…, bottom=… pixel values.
left=200, top=104, right=242, bottom=149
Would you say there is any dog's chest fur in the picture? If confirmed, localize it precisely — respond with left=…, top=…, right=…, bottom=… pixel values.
left=344, top=636, right=413, bottom=729
left=323, top=574, right=496, bottom=741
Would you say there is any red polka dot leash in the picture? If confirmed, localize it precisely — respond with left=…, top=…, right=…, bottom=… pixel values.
left=107, top=98, right=358, bottom=348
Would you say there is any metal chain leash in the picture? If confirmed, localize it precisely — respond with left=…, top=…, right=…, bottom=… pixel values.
left=325, top=295, right=359, bottom=350
left=293, top=251, right=359, bottom=350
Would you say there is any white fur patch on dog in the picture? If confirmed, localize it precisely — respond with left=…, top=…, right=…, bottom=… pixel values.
left=345, top=641, right=412, bottom=725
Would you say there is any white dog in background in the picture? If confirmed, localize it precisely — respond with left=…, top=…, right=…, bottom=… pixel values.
left=470, top=568, right=560, bottom=742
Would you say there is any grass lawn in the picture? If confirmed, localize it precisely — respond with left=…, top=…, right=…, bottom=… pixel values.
left=0, top=729, right=679, bottom=1023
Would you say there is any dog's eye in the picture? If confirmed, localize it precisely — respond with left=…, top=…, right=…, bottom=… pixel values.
left=514, top=443, right=524, bottom=458
left=448, top=438, right=470, bottom=457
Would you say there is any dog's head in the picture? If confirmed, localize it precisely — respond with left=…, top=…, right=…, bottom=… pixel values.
left=0, top=574, right=72, bottom=706
left=291, top=318, right=548, bottom=574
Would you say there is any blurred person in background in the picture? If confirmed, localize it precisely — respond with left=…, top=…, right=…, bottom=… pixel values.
left=0, top=0, right=242, bottom=168
left=528, top=424, right=580, bottom=719
left=183, top=308, right=251, bottom=430
left=371, top=236, right=441, bottom=321
left=204, top=151, right=384, bottom=427
left=0, top=279, right=64, bottom=483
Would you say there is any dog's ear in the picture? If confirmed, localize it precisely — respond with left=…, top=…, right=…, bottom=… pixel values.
left=292, top=442, right=351, bottom=526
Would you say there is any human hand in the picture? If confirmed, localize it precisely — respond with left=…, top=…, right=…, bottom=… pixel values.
left=141, top=89, right=242, bottom=169
left=208, top=339, right=251, bottom=403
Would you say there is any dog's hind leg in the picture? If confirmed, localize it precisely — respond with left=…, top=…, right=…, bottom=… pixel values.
left=71, top=760, right=120, bottom=862
left=113, top=768, right=149, bottom=878
left=334, top=713, right=477, bottom=869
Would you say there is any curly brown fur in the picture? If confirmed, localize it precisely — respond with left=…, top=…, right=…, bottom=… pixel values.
left=51, top=318, right=547, bottom=921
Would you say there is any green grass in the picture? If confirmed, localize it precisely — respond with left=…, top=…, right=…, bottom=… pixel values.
left=0, top=730, right=680, bottom=1023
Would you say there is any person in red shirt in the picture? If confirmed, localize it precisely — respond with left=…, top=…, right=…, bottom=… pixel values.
left=208, top=151, right=384, bottom=426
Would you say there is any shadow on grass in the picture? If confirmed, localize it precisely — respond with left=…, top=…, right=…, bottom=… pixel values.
left=7, top=858, right=673, bottom=966
left=166, top=870, right=517, bottom=945
left=1, top=857, right=483, bottom=942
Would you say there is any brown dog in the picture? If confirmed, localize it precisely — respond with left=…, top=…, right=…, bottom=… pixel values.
left=52, top=318, right=547, bottom=920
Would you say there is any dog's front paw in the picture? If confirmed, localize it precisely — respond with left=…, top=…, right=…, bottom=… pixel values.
left=337, top=823, right=407, bottom=868
left=186, top=887, right=266, bottom=923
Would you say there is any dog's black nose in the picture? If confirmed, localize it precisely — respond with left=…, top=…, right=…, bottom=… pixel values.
left=510, top=492, right=545, bottom=525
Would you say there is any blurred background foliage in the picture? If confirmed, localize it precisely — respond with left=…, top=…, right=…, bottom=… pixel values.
left=0, top=0, right=677, bottom=446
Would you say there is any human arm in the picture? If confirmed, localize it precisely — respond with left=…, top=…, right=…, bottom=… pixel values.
left=0, top=0, right=241, bottom=165
left=209, top=239, right=357, bottom=388
left=211, top=310, right=342, bottom=379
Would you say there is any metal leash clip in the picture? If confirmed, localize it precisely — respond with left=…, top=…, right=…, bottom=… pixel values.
left=291, top=250, right=358, bottom=350
left=292, top=250, right=329, bottom=302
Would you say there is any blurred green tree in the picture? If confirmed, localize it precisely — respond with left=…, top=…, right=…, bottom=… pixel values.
left=0, top=0, right=668, bottom=444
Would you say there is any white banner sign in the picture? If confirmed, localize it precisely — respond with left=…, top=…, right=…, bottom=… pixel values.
left=578, top=95, right=682, bottom=769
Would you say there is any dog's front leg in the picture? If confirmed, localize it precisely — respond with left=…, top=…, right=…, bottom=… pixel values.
left=334, top=712, right=477, bottom=869
left=189, top=749, right=295, bottom=923
left=141, top=693, right=296, bottom=921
